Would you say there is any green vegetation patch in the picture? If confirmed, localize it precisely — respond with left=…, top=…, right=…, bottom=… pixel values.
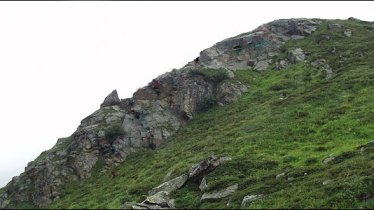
left=189, top=68, right=229, bottom=85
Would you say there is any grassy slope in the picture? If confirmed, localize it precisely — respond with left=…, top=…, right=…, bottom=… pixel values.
left=23, top=19, right=374, bottom=209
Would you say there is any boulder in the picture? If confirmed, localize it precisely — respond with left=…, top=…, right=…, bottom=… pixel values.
left=323, top=64, right=334, bottom=79
left=254, top=60, right=270, bottom=71
left=241, top=194, right=264, bottom=209
left=188, top=155, right=230, bottom=182
left=100, top=90, right=121, bottom=108
left=201, top=184, right=238, bottom=202
left=279, top=60, right=289, bottom=69
left=148, top=174, right=188, bottom=196
left=288, top=48, right=307, bottom=64
left=328, top=23, right=342, bottom=31
left=144, top=191, right=174, bottom=208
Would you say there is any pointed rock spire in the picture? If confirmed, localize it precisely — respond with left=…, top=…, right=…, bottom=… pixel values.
left=100, top=89, right=120, bottom=108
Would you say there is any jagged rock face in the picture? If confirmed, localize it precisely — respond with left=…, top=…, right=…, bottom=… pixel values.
left=0, top=18, right=321, bottom=208
left=100, top=90, right=121, bottom=108
left=196, top=18, right=319, bottom=70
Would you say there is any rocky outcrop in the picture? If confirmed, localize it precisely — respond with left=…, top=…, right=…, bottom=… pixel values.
left=101, top=90, right=121, bottom=108
left=0, top=18, right=321, bottom=208
left=196, top=18, right=319, bottom=71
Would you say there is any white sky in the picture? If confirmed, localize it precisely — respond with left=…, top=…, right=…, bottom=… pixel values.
left=0, top=1, right=373, bottom=188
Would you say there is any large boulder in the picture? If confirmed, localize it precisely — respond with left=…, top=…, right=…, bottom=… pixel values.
left=288, top=48, right=307, bottom=64
left=100, top=90, right=121, bottom=108
left=201, top=184, right=238, bottom=202
left=188, top=155, right=231, bottom=183
left=148, top=174, right=188, bottom=196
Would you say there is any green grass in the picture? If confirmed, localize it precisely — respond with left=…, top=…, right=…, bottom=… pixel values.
left=189, top=68, right=230, bottom=85
left=42, top=19, right=374, bottom=208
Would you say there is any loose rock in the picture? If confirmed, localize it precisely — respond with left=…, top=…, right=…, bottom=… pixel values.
left=344, top=29, right=352, bottom=37
left=148, top=174, right=188, bottom=196
left=241, top=194, right=264, bottom=209
left=201, top=184, right=238, bottom=202
left=288, top=48, right=307, bottom=64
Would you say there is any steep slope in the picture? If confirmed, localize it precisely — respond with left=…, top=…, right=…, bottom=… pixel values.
left=1, top=18, right=374, bottom=209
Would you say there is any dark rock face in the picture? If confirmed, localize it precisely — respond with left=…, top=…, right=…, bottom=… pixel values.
left=100, top=90, right=121, bottom=108
left=0, top=18, right=321, bottom=208
left=196, top=18, right=319, bottom=71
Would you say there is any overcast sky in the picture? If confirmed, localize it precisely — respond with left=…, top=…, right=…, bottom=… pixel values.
left=0, top=1, right=373, bottom=188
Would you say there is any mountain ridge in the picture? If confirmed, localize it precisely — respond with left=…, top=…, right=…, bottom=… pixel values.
left=1, top=17, right=373, bottom=209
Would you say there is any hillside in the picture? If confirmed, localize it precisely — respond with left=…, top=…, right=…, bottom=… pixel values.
left=1, top=18, right=374, bottom=209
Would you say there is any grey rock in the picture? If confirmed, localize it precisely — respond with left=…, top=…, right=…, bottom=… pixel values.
left=100, top=90, right=121, bottom=108
left=122, top=201, right=137, bottom=209
left=219, top=156, right=232, bottom=164
left=241, top=194, right=264, bottom=209
left=323, top=180, right=332, bottom=185
left=276, top=172, right=286, bottom=179
left=133, top=203, right=168, bottom=209
left=328, top=23, right=342, bottom=31
left=323, top=64, right=334, bottom=79
left=323, top=156, right=335, bottom=164
left=288, top=48, right=307, bottom=64
left=148, top=174, right=188, bottom=196
left=199, top=177, right=208, bottom=192
left=344, top=29, right=352, bottom=37
left=311, top=59, right=326, bottom=67
left=201, top=184, right=238, bottom=202
left=279, top=60, right=289, bottom=68
left=254, top=60, right=270, bottom=71
left=188, top=155, right=227, bottom=182
left=144, top=191, right=174, bottom=208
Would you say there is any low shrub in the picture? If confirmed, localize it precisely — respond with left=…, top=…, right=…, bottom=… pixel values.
left=189, top=68, right=229, bottom=85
